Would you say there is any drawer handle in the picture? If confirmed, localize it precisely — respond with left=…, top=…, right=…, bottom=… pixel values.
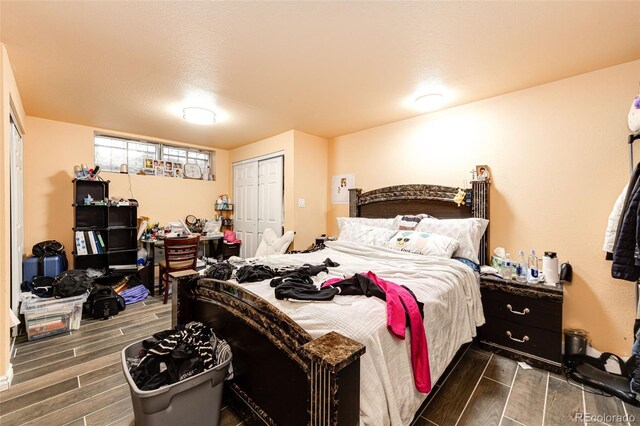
left=506, top=331, right=529, bottom=343
left=506, top=304, right=530, bottom=315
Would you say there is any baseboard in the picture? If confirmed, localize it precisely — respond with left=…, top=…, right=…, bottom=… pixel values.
left=0, top=363, right=13, bottom=392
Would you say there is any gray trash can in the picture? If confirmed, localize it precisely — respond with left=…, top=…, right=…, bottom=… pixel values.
left=121, top=339, right=232, bottom=426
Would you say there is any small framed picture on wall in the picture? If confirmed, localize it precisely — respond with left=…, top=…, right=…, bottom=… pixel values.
left=331, top=173, right=355, bottom=204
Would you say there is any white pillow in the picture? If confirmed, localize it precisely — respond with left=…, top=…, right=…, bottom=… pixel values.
left=255, top=229, right=295, bottom=257
left=384, top=230, right=459, bottom=258
left=336, top=217, right=395, bottom=232
left=414, top=218, right=489, bottom=264
left=337, top=221, right=396, bottom=247
left=392, top=214, right=431, bottom=230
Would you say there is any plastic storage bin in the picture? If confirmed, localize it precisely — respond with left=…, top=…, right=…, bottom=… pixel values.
left=22, top=254, right=66, bottom=284
left=20, top=293, right=88, bottom=341
left=122, top=339, right=232, bottom=426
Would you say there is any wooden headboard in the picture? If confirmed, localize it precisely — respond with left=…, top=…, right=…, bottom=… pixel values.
left=348, top=182, right=490, bottom=264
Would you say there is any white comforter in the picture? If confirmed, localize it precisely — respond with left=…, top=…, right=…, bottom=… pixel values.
left=229, top=241, right=485, bottom=425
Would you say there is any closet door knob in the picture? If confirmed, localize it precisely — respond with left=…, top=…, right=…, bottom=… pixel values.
left=506, top=304, right=530, bottom=315
left=506, top=331, right=529, bottom=343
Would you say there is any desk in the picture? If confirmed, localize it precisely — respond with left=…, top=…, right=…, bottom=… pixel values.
left=141, top=235, right=222, bottom=295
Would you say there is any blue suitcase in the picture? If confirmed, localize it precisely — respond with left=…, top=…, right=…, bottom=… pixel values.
left=22, top=255, right=67, bottom=284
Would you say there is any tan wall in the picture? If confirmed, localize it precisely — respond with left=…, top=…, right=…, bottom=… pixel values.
left=328, top=59, right=640, bottom=355
left=1, top=44, right=26, bottom=379
left=23, top=116, right=230, bottom=257
left=293, top=130, right=328, bottom=249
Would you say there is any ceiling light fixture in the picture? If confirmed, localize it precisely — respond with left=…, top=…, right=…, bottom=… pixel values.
left=182, top=107, right=216, bottom=125
left=414, top=93, right=445, bottom=111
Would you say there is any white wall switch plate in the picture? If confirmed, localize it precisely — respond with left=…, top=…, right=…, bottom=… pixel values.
left=298, top=198, right=306, bottom=208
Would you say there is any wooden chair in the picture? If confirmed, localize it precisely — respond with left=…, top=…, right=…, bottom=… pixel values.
left=159, top=235, right=200, bottom=304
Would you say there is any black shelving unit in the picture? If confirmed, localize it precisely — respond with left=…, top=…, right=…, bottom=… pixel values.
left=215, top=204, right=234, bottom=230
left=72, top=179, right=137, bottom=271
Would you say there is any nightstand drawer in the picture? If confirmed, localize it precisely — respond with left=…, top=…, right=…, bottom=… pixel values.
left=481, top=287, right=561, bottom=331
left=479, top=317, right=562, bottom=363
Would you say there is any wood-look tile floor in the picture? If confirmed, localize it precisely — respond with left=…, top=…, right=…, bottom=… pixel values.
left=414, top=346, right=640, bottom=426
left=2, top=298, right=637, bottom=426
left=0, top=296, right=244, bottom=426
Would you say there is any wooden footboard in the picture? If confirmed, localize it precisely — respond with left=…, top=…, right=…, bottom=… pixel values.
left=174, top=276, right=366, bottom=426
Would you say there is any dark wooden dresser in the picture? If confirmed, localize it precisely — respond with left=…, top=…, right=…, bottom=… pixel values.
left=478, top=275, right=564, bottom=373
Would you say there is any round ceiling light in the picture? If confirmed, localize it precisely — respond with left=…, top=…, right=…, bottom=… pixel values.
left=414, top=93, right=445, bottom=111
left=183, top=107, right=216, bottom=125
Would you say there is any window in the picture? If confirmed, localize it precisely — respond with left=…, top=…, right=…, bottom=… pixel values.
left=94, top=134, right=214, bottom=179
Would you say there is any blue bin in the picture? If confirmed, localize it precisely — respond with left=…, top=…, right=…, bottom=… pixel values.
left=22, top=255, right=66, bottom=283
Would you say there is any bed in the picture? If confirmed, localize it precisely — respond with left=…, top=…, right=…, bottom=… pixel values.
left=174, top=182, right=490, bottom=425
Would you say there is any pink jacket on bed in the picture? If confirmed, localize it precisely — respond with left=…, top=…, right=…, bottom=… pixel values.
left=323, top=271, right=431, bottom=393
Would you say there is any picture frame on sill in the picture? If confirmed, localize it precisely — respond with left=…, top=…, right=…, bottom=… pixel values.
left=154, top=165, right=164, bottom=176
left=174, top=169, right=183, bottom=179
left=475, top=165, right=491, bottom=183
left=144, top=158, right=154, bottom=169
left=164, top=161, right=173, bottom=175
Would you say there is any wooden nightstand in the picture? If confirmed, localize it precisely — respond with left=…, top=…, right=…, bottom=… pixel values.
left=478, top=275, right=564, bottom=373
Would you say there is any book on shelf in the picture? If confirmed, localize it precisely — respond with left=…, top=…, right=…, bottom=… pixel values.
left=96, top=232, right=106, bottom=252
left=76, top=231, right=106, bottom=255
left=88, top=231, right=98, bottom=254
left=75, top=231, right=87, bottom=255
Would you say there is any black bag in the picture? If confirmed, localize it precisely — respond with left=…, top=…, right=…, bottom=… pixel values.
left=22, top=276, right=56, bottom=298
left=32, top=240, right=68, bottom=273
left=53, top=270, right=93, bottom=298
left=85, top=287, right=126, bottom=320
left=564, top=352, right=639, bottom=406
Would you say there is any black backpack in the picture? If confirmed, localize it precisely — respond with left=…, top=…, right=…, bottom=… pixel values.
left=53, top=270, right=93, bottom=298
left=32, top=240, right=69, bottom=272
left=85, top=287, right=126, bottom=320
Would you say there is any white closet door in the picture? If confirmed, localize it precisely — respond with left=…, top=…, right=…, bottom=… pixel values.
left=233, top=162, right=258, bottom=258
left=10, top=119, right=24, bottom=321
left=257, top=156, right=284, bottom=242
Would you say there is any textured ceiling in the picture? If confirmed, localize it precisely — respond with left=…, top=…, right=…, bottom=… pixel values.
left=2, top=1, right=640, bottom=149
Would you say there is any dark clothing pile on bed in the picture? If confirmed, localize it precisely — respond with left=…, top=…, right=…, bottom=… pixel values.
left=235, top=258, right=339, bottom=284
left=269, top=259, right=340, bottom=300
left=270, top=259, right=339, bottom=287
left=128, top=321, right=232, bottom=391
left=237, top=264, right=279, bottom=283
left=204, top=261, right=236, bottom=281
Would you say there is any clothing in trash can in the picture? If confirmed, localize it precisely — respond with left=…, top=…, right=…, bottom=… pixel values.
left=129, top=321, right=232, bottom=390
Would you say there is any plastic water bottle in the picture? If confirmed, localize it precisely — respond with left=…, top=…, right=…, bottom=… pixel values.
left=527, top=249, right=539, bottom=283
left=516, top=250, right=527, bottom=283
left=502, top=253, right=513, bottom=279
